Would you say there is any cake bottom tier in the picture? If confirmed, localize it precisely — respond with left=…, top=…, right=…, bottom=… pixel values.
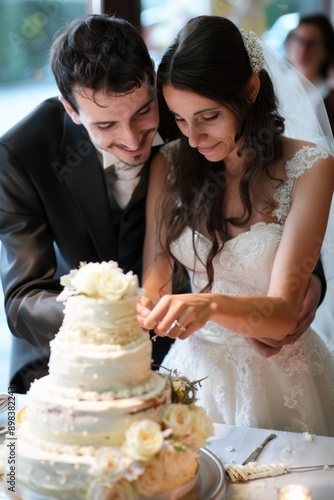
left=15, top=440, right=199, bottom=500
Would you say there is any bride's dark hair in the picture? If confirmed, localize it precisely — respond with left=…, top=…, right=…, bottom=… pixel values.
left=157, top=15, right=285, bottom=292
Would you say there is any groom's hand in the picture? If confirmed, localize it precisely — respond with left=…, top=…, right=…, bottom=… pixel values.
left=246, top=274, right=320, bottom=358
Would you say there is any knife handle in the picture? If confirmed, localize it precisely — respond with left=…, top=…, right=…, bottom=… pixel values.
left=242, top=433, right=277, bottom=465
left=257, top=433, right=277, bottom=451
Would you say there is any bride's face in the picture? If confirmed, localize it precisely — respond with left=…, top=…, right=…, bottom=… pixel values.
left=163, top=85, right=240, bottom=162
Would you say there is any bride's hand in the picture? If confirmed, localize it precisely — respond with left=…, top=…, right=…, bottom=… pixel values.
left=141, top=293, right=212, bottom=339
left=137, top=296, right=155, bottom=331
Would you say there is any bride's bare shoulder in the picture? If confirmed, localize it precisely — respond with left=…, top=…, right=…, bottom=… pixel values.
left=282, top=136, right=330, bottom=158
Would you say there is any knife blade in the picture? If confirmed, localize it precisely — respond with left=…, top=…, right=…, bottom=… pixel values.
left=242, top=433, right=277, bottom=465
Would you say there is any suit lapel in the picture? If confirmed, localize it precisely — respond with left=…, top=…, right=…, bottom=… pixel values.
left=57, top=121, right=117, bottom=261
left=55, top=122, right=160, bottom=261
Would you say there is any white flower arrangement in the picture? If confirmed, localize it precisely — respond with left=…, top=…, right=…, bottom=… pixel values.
left=58, top=261, right=142, bottom=302
left=88, top=372, right=214, bottom=498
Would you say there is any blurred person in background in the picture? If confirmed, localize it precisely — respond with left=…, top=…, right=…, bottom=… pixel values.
left=285, top=13, right=334, bottom=126
left=285, top=13, right=334, bottom=355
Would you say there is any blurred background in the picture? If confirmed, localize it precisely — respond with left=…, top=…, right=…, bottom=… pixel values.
left=0, top=0, right=333, bottom=389
left=1, top=0, right=333, bottom=135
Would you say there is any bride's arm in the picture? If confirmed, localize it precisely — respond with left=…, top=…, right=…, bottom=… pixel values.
left=139, top=150, right=174, bottom=309
left=141, top=153, right=334, bottom=341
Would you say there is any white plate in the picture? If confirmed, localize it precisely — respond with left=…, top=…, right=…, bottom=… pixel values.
left=196, top=447, right=226, bottom=499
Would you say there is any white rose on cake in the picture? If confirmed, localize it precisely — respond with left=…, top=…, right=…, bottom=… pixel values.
left=160, top=445, right=199, bottom=485
left=122, top=420, right=165, bottom=462
left=190, top=405, right=215, bottom=447
left=163, top=404, right=193, bottom=436
left=163, top=403, right=214, bottom=448
left=89, top=447, right=130, bottom=483
left=71, top=261, right=109, bottom=296
left=59, top=261, right=142, bottom=301
left=89, top=478, right=138, bottom=500
left=136, top=459, right=165, bottom=496
left=96, top=267, right=139, bottom=301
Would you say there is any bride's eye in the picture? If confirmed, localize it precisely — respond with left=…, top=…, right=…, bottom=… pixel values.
left=202, top=113, right=219, bottom=122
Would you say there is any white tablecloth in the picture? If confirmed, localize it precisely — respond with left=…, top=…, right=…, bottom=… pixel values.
left=1, top=395, right=334, bottom=499
left=207, top=423, right=334, bottom=499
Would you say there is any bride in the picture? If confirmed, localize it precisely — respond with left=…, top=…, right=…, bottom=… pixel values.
left=137, top=16, right=334, bottom=436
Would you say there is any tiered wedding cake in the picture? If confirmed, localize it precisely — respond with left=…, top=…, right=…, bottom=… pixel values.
left=14, top=261, right=213, bottom=499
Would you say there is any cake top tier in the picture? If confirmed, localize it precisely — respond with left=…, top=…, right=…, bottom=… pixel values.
left=58, top=260, right=142, bottom=302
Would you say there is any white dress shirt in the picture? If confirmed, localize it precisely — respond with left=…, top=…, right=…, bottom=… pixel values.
left=93, top=133, right=163, bottom=209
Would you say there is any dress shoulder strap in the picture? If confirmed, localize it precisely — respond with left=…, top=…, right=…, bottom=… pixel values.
left=159, top=139, right=180, bottom=161
left=273, top=145, right=330, bottom=224
left=159, top=139, right=181, bottom=182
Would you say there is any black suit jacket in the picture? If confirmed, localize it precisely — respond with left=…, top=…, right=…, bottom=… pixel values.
left=0, top=97, right=179, bottom=385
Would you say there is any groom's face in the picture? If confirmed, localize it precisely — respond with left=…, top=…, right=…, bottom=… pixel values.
left=61, top=80, right=159, bottom=167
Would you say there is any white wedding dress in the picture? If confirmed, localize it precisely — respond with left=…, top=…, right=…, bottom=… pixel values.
left=160, top=141, right=334, bottom=436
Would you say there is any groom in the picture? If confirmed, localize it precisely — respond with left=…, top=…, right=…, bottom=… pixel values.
left=0, top=14, right=325, bottom=393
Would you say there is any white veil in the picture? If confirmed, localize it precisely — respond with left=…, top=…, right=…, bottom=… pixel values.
left=259, top=39, right=334, bottom=154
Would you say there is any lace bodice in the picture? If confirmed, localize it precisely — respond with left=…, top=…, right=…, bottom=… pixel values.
left=170, top=222, right=282, bottom=296
left=161, top=140, right=329, bottom=225
left=160, top=141, right=330, bottom=344
left=160, top=142, right=334, bottom=435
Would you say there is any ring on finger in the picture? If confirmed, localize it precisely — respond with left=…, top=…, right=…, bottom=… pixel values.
left=166, top=319, right=187, bottom=334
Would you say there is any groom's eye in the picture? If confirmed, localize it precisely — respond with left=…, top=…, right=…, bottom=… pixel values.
left=137, top=107, right=151, bottom=115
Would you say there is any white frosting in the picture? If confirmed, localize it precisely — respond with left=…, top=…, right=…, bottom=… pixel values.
left=15, top=442, right=102, bottom=500
left=226, top=462, right=289, bottom=482
left=26, top=373, right=170, bottom=447
left=58, top=294, right=143, bottom=345
left=48, top=295, right=153, bottom=394
left=16, top=442, right=199, bottom=500
left=14, top=264, right=202, bottom=499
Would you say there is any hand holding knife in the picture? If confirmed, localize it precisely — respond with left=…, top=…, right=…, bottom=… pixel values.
left=242, top=433, right=277, bottom=465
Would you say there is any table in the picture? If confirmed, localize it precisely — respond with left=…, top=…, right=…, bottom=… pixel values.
left=1, top=395, right=334, bottom=499
left=208, top=423, right=334, bottom=499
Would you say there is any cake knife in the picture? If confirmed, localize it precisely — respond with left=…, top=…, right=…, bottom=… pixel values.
left=242, top=433, right=277, bottom=465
